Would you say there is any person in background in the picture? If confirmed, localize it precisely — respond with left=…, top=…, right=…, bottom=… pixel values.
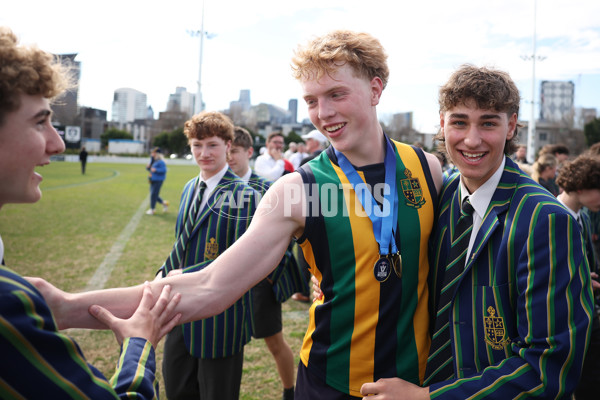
left=512, top=144, right=528, bottom=164
left=0, top=25, right=181, bottom=398
left=299, top=129, right=328, bottom=166
left=555, top=154, right=600, bottom=400
left=145, top=147, right=168, bottom=215
left=531, top=152, right=559, bottom=196
left=79, top=146, right=88, bottom=174
left=290, top=142, right=308, bottom=170
left=284, top=141, right=297, bottom=159
left=255, top=131, right=290, bottom=181
left=158, top=111, right=259, bottom=400
left=539, top=143, right=570, bottom=167
left=228, top=126, right=303, bottom=400
left=586, top=142, right=600, bottom=278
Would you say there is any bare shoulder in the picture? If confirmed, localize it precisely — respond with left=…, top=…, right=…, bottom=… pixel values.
left=423, top=151, right=443, bottom=195
left=253, top=172, right=306, bottom=238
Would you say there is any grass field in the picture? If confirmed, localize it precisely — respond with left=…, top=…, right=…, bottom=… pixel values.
left=0, top=161, right=310, bottom=399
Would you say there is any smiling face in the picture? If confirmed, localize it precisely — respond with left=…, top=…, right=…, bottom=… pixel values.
left=301, top=64, right=383, bottom=165
left=441, top=100, right=516, bottom=193
left=0, top=94, right=65, bottom=208
left=190, top=135, right=231, bottom=180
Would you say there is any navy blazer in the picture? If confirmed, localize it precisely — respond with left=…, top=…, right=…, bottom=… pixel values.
left=0, top=266, right=158, bottom=398
left=174, top=168, right=259, bottom=359
left=427, top=157, right=594, bottom=398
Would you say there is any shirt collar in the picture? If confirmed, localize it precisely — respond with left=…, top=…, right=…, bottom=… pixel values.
left=240, top=168, right=252, bottom=183
left=200, top=164, right=229, bottom=194
left=557, top=196, right=580, bottom=221
left=459, top=157, right=506, bottom=220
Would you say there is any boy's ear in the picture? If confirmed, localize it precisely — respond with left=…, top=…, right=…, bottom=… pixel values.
left=370, top=77, right=384, bottom=106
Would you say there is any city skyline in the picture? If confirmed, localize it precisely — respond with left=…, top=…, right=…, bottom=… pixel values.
left=3, top=0, right=600, bottom=133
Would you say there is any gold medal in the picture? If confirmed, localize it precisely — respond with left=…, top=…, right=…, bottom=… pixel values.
left=389, top=252, right=402, bottom=278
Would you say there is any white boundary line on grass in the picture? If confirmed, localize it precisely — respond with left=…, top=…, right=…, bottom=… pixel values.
left=84, top=196, right=149, bottom=291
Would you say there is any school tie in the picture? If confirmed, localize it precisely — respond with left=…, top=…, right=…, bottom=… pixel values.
left=425, top=197, right=474, bottom=384
left=161, top=181, right=206, bottom=276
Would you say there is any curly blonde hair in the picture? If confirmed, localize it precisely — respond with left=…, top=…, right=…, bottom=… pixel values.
left=291, top=30, right=389, bottom=89
left=184, top=111, right=234, bottom=142
left=0, top=27, right=72, bottom=125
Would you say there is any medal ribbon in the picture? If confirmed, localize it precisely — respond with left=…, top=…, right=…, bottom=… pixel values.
left=334, top=136, right=398, bottom=257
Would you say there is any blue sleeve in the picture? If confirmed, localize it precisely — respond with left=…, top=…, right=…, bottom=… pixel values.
left=110, top=337, right=158, bottom=400
left=0, top=271, right=158, bottom=399
left=153, top=160, right=167, bottom=174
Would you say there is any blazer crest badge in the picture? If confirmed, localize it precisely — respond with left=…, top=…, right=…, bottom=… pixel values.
left=484, top=306, right=510, bottom=350
left=204, top=237, right=219, bottom=260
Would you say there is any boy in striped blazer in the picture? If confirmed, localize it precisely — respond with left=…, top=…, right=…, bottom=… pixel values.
left=157, top=112, right=260, bottom=399
left=556, top=154, right=600, bottom=400
left=0, top=26, right=181, bottom=399
left=228, top=126, right=302, bottom=400
left=361, top=65, right=594, bottom=399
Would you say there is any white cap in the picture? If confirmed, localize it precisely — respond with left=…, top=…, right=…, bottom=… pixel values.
left=301, top=130, right=328, bottom=144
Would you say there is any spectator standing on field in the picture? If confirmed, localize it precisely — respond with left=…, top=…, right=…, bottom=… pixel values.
left=146, top=147, right=169, bottom=215
left=79, top=146, right=88, bottom=174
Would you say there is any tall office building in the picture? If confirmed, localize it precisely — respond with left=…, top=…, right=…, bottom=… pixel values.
left=540, top=81, right=575, bottom=125
left=238, top=89, right=251, bottom=110
left=288, top=99, right=298, bottom=124
left=229, top=89, right=252, bottom=125
left=166, top=87, right=196, bottom=118
left=111, top=88, right=148, bottom=123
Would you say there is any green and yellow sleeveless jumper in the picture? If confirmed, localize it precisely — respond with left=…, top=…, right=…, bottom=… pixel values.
left=296, top=139, right=437, bottom=396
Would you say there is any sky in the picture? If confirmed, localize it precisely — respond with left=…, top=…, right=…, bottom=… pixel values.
left=3, top=0, right=600, bottom=133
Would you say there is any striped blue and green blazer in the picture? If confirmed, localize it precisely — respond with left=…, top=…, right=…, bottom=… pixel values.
left=175, top=168, right=258, bottom=359
left=0, top=265, right=159, bottom=398
left=427, top=157, right=594, bottom=398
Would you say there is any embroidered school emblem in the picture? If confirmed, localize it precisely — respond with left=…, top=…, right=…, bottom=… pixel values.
left=484, top=306, right=510, bottom=350
left=400, top=168, right=426, bottom=209
left=204, top=237, right=219, bottom=260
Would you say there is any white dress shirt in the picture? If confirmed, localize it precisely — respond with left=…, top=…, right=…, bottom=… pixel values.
left=557, top=197, right=581, bottom=228
left=290, top=152, right=309, bottom=170
left=459, top=157, right=506, bottom=262
left=254, top=153, right=285, bottom=181
left=197, top=164, right=229, bottom=212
